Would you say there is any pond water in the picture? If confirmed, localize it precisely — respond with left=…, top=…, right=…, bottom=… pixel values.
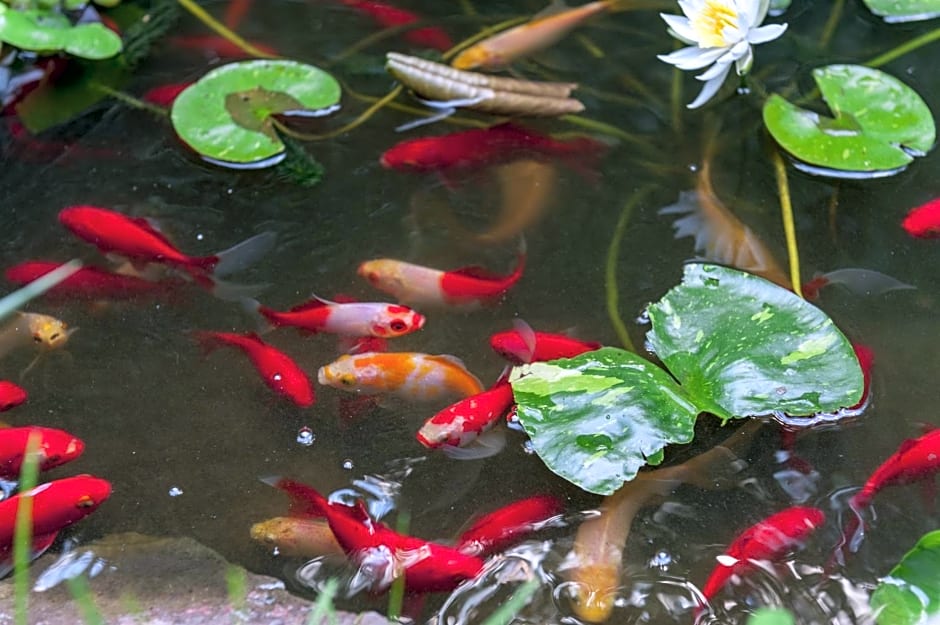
left=2, top=0, right=940, bottom=623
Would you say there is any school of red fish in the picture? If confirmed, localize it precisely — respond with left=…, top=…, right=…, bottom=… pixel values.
left=2, top=0, right=940, bottom=621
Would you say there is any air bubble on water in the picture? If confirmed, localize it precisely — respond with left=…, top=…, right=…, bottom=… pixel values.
left=649, top=550, right=673, bottom=570
left=196, top=233, right=204, bottom=241
left=297, top=427, right=316, bottom=446
left=168, top=486, right=183, bottom=497
left=342, top=459, right=354, bottom=470
left=522, top=440, right=536, bottom=455
left=687, top=163, right=698, bottom=173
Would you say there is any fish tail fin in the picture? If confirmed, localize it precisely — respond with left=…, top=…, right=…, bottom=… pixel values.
left=240, top=297, right=276, bottom=334
left=189, top=330, right=227, bottom=357
left=260, top=476, right=329, bottom=518
left=203, top=278, right=271, bottom=302
left=810, top=268, right=915, bottom=299
left=559, top=137, right=608, bottom=184
left=441, top=428, right=507, bottom=461
left=211, top=231, right=277, bottom=278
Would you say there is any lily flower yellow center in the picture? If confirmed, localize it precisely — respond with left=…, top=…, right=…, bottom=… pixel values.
left=690, top=0, right=740, bottom=48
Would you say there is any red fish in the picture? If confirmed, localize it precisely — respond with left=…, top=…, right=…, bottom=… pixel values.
left=416, top=381, right=514, bottom=456
left=191, top=332, right=315, bottom=408
left=902, top=197, right=940, bottom=238
left=5, top=261, right=181, bottom=302
left=0, top=427, right=84, bottom=479
left=338, top=0, right=452, bottom=51
left=248, top=296, right=425, bottom=338
left=699, top=506, right=824, bottom=611
left=265, top=476, right=484, bottom=592
left=225, top=0, right=253, bottom=28
left=490, top=323, right=602, bottom=365
left=58, top=206, right=274, bottom=285
left=168, top=35, right=279, bottom=59
left=457, top=494, right=563, bottom=557
left=0, top=475, right=111, bottom=570
left=141, top=83, right=192, bottom=107
left=359, top=244, right=526, bottom=311
left=851, top=429, right=940, bottom=511
left=380, top=123, right=606, bottom=182
left=0, top=382, right=27, bottom=412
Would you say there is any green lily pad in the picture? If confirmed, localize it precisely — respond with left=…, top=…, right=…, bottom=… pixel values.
left=763, top=65, right=935, bottom=176
left=747, top=609, right=795, bottom=625
left=509, top=348, right=699, bottom=495
left=646, top=263, right=863, bottom=421
left=871, top=530, right=940, bottom=625
left=863, top=0, right=940, bottom=22
left=0, top=6, right=122, bottom=60
left=170, top=60, right=341, bottom=167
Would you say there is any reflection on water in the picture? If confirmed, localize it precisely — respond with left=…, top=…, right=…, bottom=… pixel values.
left=1, top=0, right=940, bottom=622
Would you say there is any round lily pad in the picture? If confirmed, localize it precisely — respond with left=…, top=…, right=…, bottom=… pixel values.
left=763, top=65, right=935, bottom=177
left=170, top=60, right=341, bottom=168
left=870, top=530, right=940, bottom=625
left=863, top=0, right=940, bottom=22
left=0, top=6, right=122, bottom=60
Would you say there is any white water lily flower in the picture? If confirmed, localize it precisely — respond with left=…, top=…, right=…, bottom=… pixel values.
left=658, top=0, right=787, bottom=108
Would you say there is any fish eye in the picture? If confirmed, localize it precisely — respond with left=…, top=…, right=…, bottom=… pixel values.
left=366, top=271, right=379, bottom=284
left=76, top=495, right=95, bottom=508
left=32, top=335, right=42, bottom=343
left=340, top=375, right=354, bottom=386
left=389, top=320, right=406, bottom=332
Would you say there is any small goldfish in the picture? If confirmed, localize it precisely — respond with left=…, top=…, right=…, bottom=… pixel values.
left=168, top=34, right=279, bottom=59
left=250, top=516, right=344, bottom=558
left=852, top=429, right=940, bottom=511
left=336, top=0, right=452, bottom=51
left=490, top=321, right=602, bottom=364
left=0, top=475, right=111, bottom=573
left=380, top=123, right=606, bottom=182
left=225, top=0, right=252, bottom=28
left=264, top=476, right=484, bottom=592
left=192, top=331, right=315, bottom=408
left=902, top=197, right=940, bottom=237
left=5, top=261, right=182, bottom=302
left=451, top=0, right=614, bottom=70
left=0, top=427, right=84, bottom=479
left=318, top=352, right=483, bottom=402
left=359, top=245, right=525, bottom=311
left=697, top=506, right=824, bottom=613
left=457, top=494, right=563, bottom=557
left=416, top=381, right=514, bottom=457
left=0, top=382, right=26, bottom=412
left=247, top=296, right=425, bottom=338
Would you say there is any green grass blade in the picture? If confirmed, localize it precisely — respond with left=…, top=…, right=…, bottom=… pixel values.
left=306, top=578, right=339, bottom=625
left=13, top=431, right=42, bottom=625
left=65, top=575, right=105, bottom=625
left=479, top=579, right=539, bottom=625
left=0, top=259, right=82, bottom=322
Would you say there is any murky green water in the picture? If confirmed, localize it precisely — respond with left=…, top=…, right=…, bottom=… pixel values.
left=2, top=0, right=940, bottom=622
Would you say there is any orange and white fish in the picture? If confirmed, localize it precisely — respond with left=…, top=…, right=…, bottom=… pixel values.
left=318, top=352, right=484, bottom=402
left=358, top=244, right=525, bottom=311
left=451, top=0, right=618, bottom=70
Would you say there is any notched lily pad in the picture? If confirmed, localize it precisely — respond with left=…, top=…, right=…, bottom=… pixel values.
left=870, top=530, right=940, bottom=625
left=863, top=0, right=940, bottom=22
left=171, top=60, right=341, bottom=168
left=646, top=263, right=863, bottom=421
left=510, top=347, right=699, bottom=495
left=763, top=65, right=935, bottom=177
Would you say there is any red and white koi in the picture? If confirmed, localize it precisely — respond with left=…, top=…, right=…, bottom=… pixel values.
left=264, top=476, right=484, bottom=593
left=698, top=506, right=824, bottom=612
left=358, top=245, right=525, bottom=310
left=416, top=381, right=514, bottom=458
left=0, top=427, right=84, bottom=479
left=247, top=296, right=425, bottom=338
left=191, top=331, right=315, bottom=408
left=318, top=352, right=484, bottom=402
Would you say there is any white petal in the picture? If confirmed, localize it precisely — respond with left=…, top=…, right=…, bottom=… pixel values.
left=697, top=59, right=732, bottom=80
left=755, top=0, right=771, bottom=24
left=748, top=22, right=787, bottom=44
left=660, top=13, right=699, bottom=44
left=730, top=39, right=751, bottom=58
left=735, top=45, right=753, bottom=74
left=678, top=0, right=705, bottom=20
left=658, top=45, right=729, bottom=70
left=733, top=0, right=756, bottom=28
left=687, top=65, right=732, bottom=109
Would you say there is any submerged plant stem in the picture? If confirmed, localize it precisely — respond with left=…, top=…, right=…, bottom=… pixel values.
left=175, top=0, right=278, bottom=59
left=386, top=509, right=410, bottom=620
left=772, top=149, right=803, bottom=298
left=273, top=86, right=403, bottom=140
left=560, top=115, right=649, bottom=151
left=479, top=579, right=540, bottom=625
left=13, top=432, right=41, bottom=625
left=865, top=26, right=940, bottom=68
left=819, top=0, right=844, bottom=50
left=606, top=186, right=655, bottom=352
left=65, top=577, right=105, bottom=625
left=92, top=83, right=168, bottom=117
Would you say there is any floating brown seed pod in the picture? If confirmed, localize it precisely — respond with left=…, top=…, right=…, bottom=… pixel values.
left=385, top=52, right=584, bottom=117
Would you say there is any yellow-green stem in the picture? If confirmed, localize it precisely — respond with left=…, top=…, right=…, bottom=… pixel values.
left=175, top=0, right=278, bottom=59
left=819, top=0, right=844, bottom=50
left=92, top=83, right=168, bottom=117
left=772, top=149, right=802, bottom=298
left=606, top=186, right=655, bottom=352
left=866, top=26, right=940, bottom=68
left=273, top=86, right=403, bottom=140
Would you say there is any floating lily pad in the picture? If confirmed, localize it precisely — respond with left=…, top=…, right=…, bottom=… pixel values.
left=870, top=530, right=940, bottom=625
left=646, top=263, right=863, bottom=421
left=0, top=6, right=123, bottom=60
left=510, top=348, right=699, bottom=495
left=747, top=609, right=795, bottom=625
left=863, top=0, right=940, bottom=22
left=170, top=60, right=340, bottom=168
left=763, top=65, right=935, bottom=176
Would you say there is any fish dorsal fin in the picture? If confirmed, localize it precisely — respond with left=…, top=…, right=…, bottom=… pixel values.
left=511, top=318, right=537, bottom=362
left=449, top=266, right=504, bottom=281
left=895, top=437, right=921, bottom=456
left=289, top=296, right=332, bottom=313
left=426, top=354, right=470, bottom=370
left=331, top=293, right=359, bottom=304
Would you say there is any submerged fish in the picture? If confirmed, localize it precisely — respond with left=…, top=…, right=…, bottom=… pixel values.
left=416, top=381, right=515, bottom=457
left=490, top=320, right=602, bottom=364
left=0, top=427, right=84, bottom=479
left=318, top=352, right=484, bottom=402
left=0, top=382, right=27, bottom=413
left=456, top=494, right=564, bottom=557
left=250, top=516, right=344, bottom=558
left=247, top=296, right=425, bottom=338
left=336, top=0, right=453, bottom=51
left=5, top=261, right=182, bottom=302
left=902, top=197, right=940, bottom=238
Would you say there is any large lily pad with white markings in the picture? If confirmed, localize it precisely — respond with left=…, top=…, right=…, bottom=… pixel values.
left=510, top=348, right=699, bottom=495
left=870, top=530, right=940, bottom=625
left=171, top=60, right=340, bottom=168
left=763, top=65, right=935, bottom=176
left=863, top=0, right=940, bottom=22
left=646, top=263, right=863, bottom=421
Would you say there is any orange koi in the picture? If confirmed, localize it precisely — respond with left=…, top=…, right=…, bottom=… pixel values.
left=317, top=352, right=484, bottom=402
left=451, top=0, right=615, bottom=70
left=250, top=516, right=345, bottom=558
